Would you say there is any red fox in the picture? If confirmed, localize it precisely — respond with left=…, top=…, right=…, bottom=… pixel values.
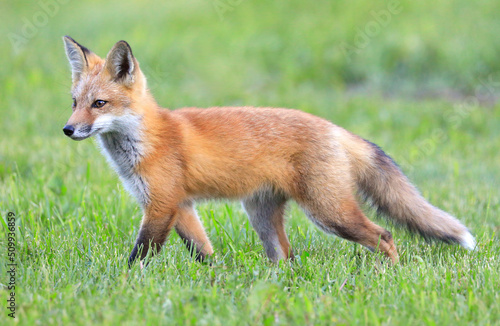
left=62, top=36, right=475, bottom=266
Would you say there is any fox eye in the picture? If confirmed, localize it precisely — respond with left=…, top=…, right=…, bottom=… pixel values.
left=72, top=98, right=76, bottom=108
left=92, top=100, right=107, bottom=108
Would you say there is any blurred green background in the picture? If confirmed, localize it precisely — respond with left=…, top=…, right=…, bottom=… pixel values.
left=0, top=0, right=499, bottom=325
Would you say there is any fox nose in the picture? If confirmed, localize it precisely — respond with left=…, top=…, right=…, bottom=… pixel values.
left=63, top=125, right=75, bottom=136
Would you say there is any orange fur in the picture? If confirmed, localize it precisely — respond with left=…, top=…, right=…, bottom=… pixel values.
left=62, top=37, right=475, bottom=266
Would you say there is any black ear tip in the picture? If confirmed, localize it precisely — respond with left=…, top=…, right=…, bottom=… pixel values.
left=116, top=40, right=133, bottom=53
left=63, top=35, right=75, bottom=43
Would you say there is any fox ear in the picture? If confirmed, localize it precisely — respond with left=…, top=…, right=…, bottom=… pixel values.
left=63, top=36, right=95, bottom=82
left=104, top=41, right=136, bottom=86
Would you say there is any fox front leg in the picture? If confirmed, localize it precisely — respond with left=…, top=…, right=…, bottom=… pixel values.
left=174, top=204, right=214, bottom=262
left=128, top=208, right=179, bottom=267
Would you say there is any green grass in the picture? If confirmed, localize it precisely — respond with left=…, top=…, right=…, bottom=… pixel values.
left=1, top=0, right=499, bottom=324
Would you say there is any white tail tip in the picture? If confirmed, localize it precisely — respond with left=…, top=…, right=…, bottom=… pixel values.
left=459, top=231, right=476, bottom=250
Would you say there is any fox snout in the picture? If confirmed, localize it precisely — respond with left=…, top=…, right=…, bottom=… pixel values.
left=63, top=125, right=75, bottom=136
left=62, top=123, right=92, bottom=140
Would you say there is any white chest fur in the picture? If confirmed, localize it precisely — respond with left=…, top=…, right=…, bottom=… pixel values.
left=95, top=115, right=149, bottom=207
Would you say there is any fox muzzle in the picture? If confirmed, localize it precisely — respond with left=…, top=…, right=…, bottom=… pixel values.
left=63, top=125, right=75, bottom=136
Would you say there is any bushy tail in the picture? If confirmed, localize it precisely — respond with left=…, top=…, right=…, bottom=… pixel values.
left=346, top=134, right=475, bottom=249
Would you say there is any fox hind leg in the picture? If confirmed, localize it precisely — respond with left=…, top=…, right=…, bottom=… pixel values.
left=300, top=195, right=399, bottom=263
left=242, top=190, right=293, bottom=263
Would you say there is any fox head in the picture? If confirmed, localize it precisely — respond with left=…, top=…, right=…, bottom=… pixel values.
left=62, top=36, right=150, bottom=140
